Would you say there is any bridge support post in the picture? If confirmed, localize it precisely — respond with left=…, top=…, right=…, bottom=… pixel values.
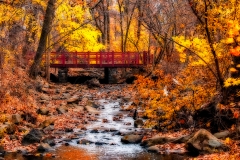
left=104, top=68, right=109, bottom=84
left=58, top=68, right=68, bottom=83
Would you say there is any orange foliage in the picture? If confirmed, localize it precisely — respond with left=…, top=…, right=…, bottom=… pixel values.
left=233, top=111, right=239, bottom=119
left=133, top=66, right=216, bottom=128
left=0, top=67, right=37, bottom=114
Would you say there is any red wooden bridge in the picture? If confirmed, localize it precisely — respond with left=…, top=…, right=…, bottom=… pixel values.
left=48, top=51, right=152, bottom=68
left=27, top=51, right=153, bottom=83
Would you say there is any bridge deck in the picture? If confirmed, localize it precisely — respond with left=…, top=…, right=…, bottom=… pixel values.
left=48, top=51, right=152, bottom=68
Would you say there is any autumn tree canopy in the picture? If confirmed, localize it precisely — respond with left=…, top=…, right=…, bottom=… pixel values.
left=1, top=0, right=240, bottom=123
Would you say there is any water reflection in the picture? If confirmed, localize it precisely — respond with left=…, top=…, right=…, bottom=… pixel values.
left=3, top=90, right=187, bottom=160
left=54, top=145, right=186, bottom=160
left=55, top=146, right=97, bottom=160
left=3, top=145, right=185, bottom=160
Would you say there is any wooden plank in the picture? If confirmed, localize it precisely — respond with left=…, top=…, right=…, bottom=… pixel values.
left=48, top=51, right=151, bottom=68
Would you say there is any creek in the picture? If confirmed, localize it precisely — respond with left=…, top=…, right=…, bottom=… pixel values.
left=3, top=85, right=185, bottom=160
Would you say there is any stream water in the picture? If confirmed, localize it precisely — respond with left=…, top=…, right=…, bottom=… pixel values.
left=3, top=86, right=185, bottom=160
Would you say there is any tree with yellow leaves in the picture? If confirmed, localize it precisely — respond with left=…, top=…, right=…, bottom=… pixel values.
left=29, top=0, right=56, bottom=78
left=29, top=0, right=105, bottom=78
left=174, top=0, right=240, bottom=102
left=54, top=1, right=104, bottom=52
left=133, top=0, right=240, bottom=131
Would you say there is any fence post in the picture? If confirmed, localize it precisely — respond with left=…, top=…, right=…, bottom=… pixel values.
left=136, top=52, right=139, bottom=65
left=112, top=51, right=114, bottom=67
left=88, top=51, right=90, bottom=66
left=62, top=53, right=65, bottom=66
left=107, top=52, right=109, bottom=65
left=143, top=51, right=147, bottom=65
left=100, top=51, right=102, bottom=67
left=74, top=52, right=77, bottom=66
left=128, top=52, right=130, bottom=67
left=96, top=52, right=98, bottom=65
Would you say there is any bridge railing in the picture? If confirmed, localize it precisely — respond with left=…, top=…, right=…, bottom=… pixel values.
left=49, top=51, right=152, bottom=68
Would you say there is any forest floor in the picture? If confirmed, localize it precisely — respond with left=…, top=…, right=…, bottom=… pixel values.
left=0, top=68, right=240, bottom=159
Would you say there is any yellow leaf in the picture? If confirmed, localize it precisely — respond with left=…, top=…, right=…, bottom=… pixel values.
left=229, top=67, right=238, bottom=73
left=225, top=137, right=231, bottom=144
left=225, top=37, right=234, bottom=44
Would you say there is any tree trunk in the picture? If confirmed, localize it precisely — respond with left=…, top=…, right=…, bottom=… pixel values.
left=123, top=1, right=137, bottom=52
left=106, top=0, right=110, bottom=48
left=29, top=0, right=55, bottom=78
left=136, top=0, right=142, bottom=47
left=22, top=8, right=38, bottom=57
left=117, top=0, right=124, bottom=52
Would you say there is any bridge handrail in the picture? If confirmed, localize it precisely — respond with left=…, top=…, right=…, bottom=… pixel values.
left=26, top=51, right=153, bottom=68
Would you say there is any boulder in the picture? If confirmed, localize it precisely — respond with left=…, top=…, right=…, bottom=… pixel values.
left=72, top=106, right=84, bottom=112
left=52, top=95, right=60, bottom=100
left=9, top=135, right=18, bottom=140
left=22, top=129, right=43, bottom=145
left=35, top=79, right=44, bottom=92
left=119, top=130, right=134, bottom=136
left=37, top=143, right=52, bottom=152
left=84, top=105, right=99, bottom=114
left=0, top=145, right=5, bottom=155
left=213, top=130, right=230, bottom=139
left=147, top=146, right=160, bottom=153
left=56, top=106, right=68, bottom=114
left=67, top=95, right=79, bottom=104
left=86, top=78, right=101, bottom=88
left=43, top=125, right=54, bottom=132
left=95, top=142, right=107, bottom=145
left=77, top=139, right=93, bottom=145
left=39, top=119, right=54, bottom=129
left=69, top=135, right=79, bottom=140
left=134, top=119, right=144, bottom=128
left=102, top=119, right=108, bottom=123
left=81, top=97, right=88, bottom=102
left=18, top=126, right=29, bottom=133
left=74, top=131, right=85, bottom=136
left=110, top=128, right=118, bottom=132
left=37, top=108, right=49, bottom=115
left=141, top=136, right=176, bottom=147
left=5, top=123, right=16, bottom=134
left=0, top=123, right=16, bottom=136
left=40, top=94, right=50, bottom=101
left=42, top=136, right=56, bottom=146
left=11, top=114, right=22, bottom=124
left=22, top=113, right=37, bottom=124
left=41, top=88, right=54, bottom=94
left=121, top=134, right=143, bottom=144
left=122, top=96, right=131, bottom=102
left=185, top=129, right=228, bottom=153
left=62, top=93, right=71, bottom=99
left=0, top=125, right=7, bottom=138
left=90, top=128, right=99, bottom=133
left=42, top=84, right=50, bottom=88
left=62, top=138, right=72, bottom=142
left=65, top=128, right=73, bottom=132
left=64, top=142, right=70, bottom=146
left=87, top=101, right=100, bottom=109
left=121, top=105, right=135, bottom=111
left=113, top=116, right=121, bottom=121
